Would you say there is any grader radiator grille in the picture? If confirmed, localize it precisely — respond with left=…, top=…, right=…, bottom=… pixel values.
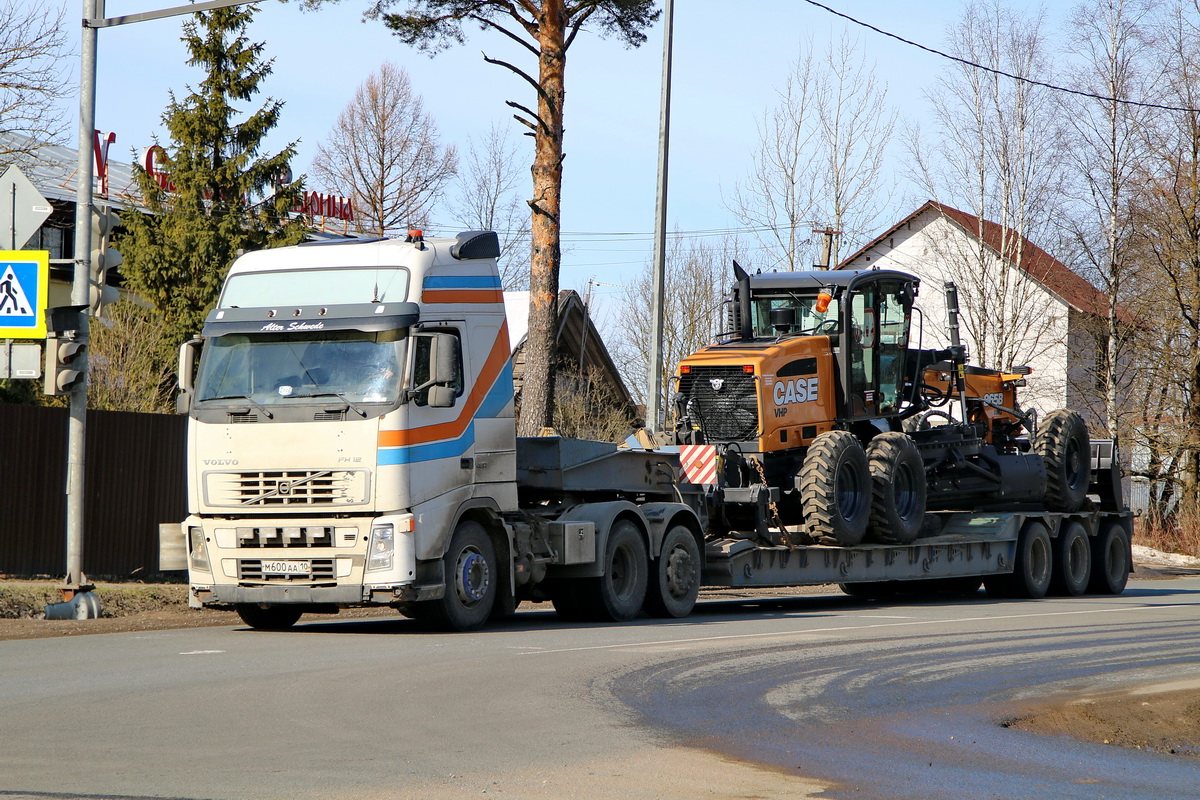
left=679, top=366, right=760, bottom=441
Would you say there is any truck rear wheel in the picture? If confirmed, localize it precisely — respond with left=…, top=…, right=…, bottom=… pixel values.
left=800, top=431, right=871, bottom=546
left=1088, top=520, right=1130, bottom=595
left=236, top=603, right=303, bottom=630
left=984, top=520, right=1052, bottom=599
left=645, top=525, right=701, bottom=619
left=865, top=432, right=926, bottom=545
left=1035, top=410, right=1090, bottom=512
left=577, top=520, right=648, bottom=622
left=1049, top=521, right=1091, bottom=596
left=422, top=520, right=497, bottom=632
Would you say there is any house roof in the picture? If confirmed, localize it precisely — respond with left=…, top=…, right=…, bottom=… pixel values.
left=504, top=290, right=635, bottom=413
left=839, top=200, right=1127, bottom=322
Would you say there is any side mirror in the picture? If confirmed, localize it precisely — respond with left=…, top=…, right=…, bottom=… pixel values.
left=427, top=384, right=456, bottom=408
left=176, top=338, right=202, bottom=414
left=429, top=333, right=459, bottom=385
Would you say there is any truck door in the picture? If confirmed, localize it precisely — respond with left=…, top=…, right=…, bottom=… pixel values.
left=404, top=325, right=469, bottom=508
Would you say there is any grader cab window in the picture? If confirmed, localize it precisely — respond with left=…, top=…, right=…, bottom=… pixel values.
left=845, top=280, right=913, bottom=416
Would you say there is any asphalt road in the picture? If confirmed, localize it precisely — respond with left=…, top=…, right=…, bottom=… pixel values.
left=3, top=576, right=1199, bottom=800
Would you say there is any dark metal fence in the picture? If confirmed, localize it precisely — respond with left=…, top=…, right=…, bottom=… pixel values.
left=0, top=404, right=186, bottom=576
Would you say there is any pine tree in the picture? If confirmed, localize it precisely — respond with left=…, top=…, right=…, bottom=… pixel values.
left=117, top=5, right=307, bottom=401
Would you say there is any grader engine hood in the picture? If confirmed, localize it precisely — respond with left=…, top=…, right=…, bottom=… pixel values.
left=189, top=420, right=383, bottom=514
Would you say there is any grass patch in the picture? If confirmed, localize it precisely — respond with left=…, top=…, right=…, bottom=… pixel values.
left=0, top=582, right=189, bottom=619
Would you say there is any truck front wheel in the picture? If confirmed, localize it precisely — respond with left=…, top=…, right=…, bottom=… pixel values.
left=423, top=521, right=497, bottom=632
left=236, top=603, right=303, bottom=630
left=645, top=525, right=701, bottom=619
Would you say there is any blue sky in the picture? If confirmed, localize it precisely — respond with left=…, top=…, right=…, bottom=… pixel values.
left=80, top=0, right=1065, bottom=316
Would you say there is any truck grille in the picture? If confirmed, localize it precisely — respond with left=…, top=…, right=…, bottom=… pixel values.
left=678, top=366, right=760, bottom=441
left=236, top=526, right=335, bottom=547
left=204, top=469, right=369, bottom=507
left=238, top=558, right=336, bottom=581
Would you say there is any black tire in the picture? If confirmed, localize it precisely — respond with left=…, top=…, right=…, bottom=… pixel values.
left=865, top=432, right=926, bottom=544
left=645, top=525, right=701, bottom=619
left=985, top=520, right=1053, bottom=599
left=421, top=520, right=497, bottom=632
left=1088, top=520, right=1131, bottom=595
left=1035, top=410, right=1090, bottom=512
left=574, top=520, right=649, bottom=622
left=800, top=431, right=871, bottom=546
left=1049, top=521, right=1091, bottom=596
left=235, top=603, right=303, bottom=630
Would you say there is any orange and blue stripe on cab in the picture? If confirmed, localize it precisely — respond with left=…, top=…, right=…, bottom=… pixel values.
left=420, top=274, right=504, bottom=304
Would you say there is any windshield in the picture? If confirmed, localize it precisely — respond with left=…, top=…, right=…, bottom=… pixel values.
left=196, top=329, right=406, bottom=406
left=750, top=294, right=841, bottom=338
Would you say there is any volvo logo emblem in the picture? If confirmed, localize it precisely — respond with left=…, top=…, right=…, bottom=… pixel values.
left=277, top=481, right=292, bottom=496
left=709, top=378, right=724, bottom=392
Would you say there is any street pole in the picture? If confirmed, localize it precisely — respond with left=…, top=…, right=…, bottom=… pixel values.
left=646, top=0, right=674, bottom=435
left=62, top=0, right=264, bottom=592
left=65, top=0, right=100, bottom=588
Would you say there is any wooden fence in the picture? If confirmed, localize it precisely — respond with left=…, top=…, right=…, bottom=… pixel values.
left=0, top=404, right=186, bottom=576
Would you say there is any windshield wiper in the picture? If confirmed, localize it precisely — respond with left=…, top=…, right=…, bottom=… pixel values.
left=290, top=392, right=369, bottom=417
left=203, top=394, right=274, bottom=419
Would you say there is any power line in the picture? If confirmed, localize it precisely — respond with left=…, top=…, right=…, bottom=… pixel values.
left=800, top=0, right=1198, bottom=114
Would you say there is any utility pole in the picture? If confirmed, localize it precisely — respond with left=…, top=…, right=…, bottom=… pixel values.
left=646, top=0, right=674, bottom=435
left=62, top=0, right=263, bottom=594
left=812, top=226, right=841, bottom=270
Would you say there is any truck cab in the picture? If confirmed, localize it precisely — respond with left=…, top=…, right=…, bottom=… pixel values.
left=177, top=231, right=517, bottom=626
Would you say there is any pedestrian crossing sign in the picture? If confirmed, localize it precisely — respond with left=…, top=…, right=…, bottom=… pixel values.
left=0, top=251, right=49, bottom=339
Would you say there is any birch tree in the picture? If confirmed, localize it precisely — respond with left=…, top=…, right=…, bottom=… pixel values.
left=729, top=34, right=894, bottom=271
left=449, top=123, right=530, bottom=290
left=911, top=0, right=1066, bottom=393
left=613, top=235, right=738, bottom=418
left=1059, top=0, right=1156, bottom=442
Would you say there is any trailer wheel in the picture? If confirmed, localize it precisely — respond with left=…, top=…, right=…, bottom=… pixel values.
left=235, top=603, right=303, bottom=631
left=1088, top=520, right=1130, bottom=595
left=1049, top=521, right=1091, bottom=596
left=577, top=520, right=649, bottom=622
left=984, top=520, right=1052, bottom=599
left=645, top=525, right=701, bottom=618
left=800, top=431, right=871, bottom=546
left=865, top=433, right=926, bottom=544
left=422, top=520, right=497, bottom=632
left=1035, top=410, right=1090, bottom=512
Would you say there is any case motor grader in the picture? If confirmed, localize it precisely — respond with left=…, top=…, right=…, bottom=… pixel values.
left=672, top=265, right=1117, bottom=547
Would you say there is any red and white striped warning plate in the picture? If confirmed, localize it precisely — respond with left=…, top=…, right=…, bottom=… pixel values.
left=680, top=444, right=718, bottom=485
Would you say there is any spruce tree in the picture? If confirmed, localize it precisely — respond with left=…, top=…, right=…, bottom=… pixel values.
left=118, top=5, right=306, bottom=401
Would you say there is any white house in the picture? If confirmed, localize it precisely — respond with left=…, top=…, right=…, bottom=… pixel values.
left=839, top=200, right=1120, bottom=424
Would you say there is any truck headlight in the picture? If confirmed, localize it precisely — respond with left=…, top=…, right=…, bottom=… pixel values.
left=367, top=524, right=395, bottom=572
left=189, top=526, right=211, bottom=572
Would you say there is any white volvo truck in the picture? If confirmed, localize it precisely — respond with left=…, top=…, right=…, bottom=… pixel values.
left=170, top=230, right=1132, bottom=631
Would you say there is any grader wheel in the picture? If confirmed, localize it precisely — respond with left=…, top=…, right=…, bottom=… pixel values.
left=799, top=431, right=871, bottom=546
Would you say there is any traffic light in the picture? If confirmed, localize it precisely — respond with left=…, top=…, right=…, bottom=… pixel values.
left=44, top=335, right=86, bottom=396
left=89, top=205, right=122, bottom=317
left=43, top=305, right=87, bottom=396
